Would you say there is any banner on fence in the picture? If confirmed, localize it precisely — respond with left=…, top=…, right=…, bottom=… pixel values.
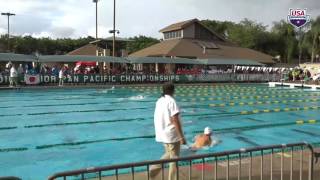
left=0, top=74, right=280, bottom=85
left=25, top=74, right=40, bottom=85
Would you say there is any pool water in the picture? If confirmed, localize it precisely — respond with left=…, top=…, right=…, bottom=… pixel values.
left=0, top=84, right=320, bottom=179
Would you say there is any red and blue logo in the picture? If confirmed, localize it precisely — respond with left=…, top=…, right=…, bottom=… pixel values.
left=287, top=9, right=310, bottom=28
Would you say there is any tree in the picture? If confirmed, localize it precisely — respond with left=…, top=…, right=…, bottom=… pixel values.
left=202, top=17, right=320, bottom=63
left=229, top=19, right=267, bottom=49
left=0, top=36, right=95, bottom=55
left=1, top=16, right=319, bottom=64
left=0, top=35, right=6, bottom=52
left=13, top=36, right=38, bottom=54
left=310, top=17, right=320, bottom=62
left=300, top=23, right=313, bottom=61
left=127, top=35, right=159, bottom=54
left=271, top=20, right=298, bottom=63
left=202, top=19, right=281, bottom=57
left=201, top=20, right=233, bottom=36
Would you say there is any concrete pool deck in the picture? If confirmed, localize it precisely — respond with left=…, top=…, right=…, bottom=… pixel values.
left=92, top=150, right=320, bottom=180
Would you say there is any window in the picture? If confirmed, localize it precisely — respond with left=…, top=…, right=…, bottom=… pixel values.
left=177, top=31, right=181, bottom=38
left=164, top=30, right=183, bottom=40
left=164, top=33, right=170, bottom=39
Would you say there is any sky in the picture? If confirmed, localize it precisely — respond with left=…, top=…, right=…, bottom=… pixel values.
left=0, top=0, right=319, bottom=39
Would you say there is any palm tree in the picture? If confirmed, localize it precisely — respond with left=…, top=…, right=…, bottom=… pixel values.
left=310, top=17, right=320, bottom=62
left=272, top=20, right=297, bottom=63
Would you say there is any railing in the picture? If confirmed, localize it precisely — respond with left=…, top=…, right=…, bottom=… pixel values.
left=48, top=142, right=315, bottom=180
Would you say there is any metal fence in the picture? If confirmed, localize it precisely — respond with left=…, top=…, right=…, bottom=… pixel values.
left=48, top=142, right=315, bottom=180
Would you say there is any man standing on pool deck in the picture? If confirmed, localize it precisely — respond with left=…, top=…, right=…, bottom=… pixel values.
left=59, top=67, right=64, bottom=86
left=151, top=83, right=186, bottom=180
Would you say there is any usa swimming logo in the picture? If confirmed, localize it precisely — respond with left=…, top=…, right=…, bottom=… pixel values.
left=287, top=9, right=310, bottom=28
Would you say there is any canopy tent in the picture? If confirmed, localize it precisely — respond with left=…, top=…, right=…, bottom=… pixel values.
left=127, top=57, right=264, bottom=66
left=0, top=53, right=37, bottom=62
left=126, top=57, right=203, bottom=64
left=38, top=55, right=128, bottom=63
left=0, top=54, right=128, bottom=63
left=0, top=53, right=264, bottom=66
left=196, top=58, right=264, bottom=66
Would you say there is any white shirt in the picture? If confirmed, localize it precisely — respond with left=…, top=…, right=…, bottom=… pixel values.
left=10, top=67, right=18, bottom=78
left=154, top=95, right=180, bottom=143
left=59, top=70, right=64, bottom=78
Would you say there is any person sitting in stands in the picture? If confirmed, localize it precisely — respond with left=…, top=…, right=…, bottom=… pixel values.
left=94, top=66, right=100, bottom=74
left=192, top=127, right=219, bottom=149
left=51, top=66, right=56, bottom=76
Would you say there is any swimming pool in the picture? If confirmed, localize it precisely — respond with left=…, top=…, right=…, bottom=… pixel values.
left=0, top=84, right=320, bottom=179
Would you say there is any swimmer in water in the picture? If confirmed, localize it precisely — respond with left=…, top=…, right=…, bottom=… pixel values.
left=97, top=86, right=115, bottom=93
left=191, top=127, right=220, bottom=150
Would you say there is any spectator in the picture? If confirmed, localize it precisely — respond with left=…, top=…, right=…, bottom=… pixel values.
left=52, top=66, right=58, bottom=76
left=25, top=64, right=29, bottom=74
left=10, top=65, right=18, bottom=87
left=59, top=67, right=65, bottom=87
left=17, top=64, right=24, bottom=75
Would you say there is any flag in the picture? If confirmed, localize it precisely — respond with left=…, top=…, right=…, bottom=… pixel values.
left=25, top=74, right=40, bottom=85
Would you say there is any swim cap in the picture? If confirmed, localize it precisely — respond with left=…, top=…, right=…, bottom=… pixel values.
left=204, top=127, right=212, bottom=135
